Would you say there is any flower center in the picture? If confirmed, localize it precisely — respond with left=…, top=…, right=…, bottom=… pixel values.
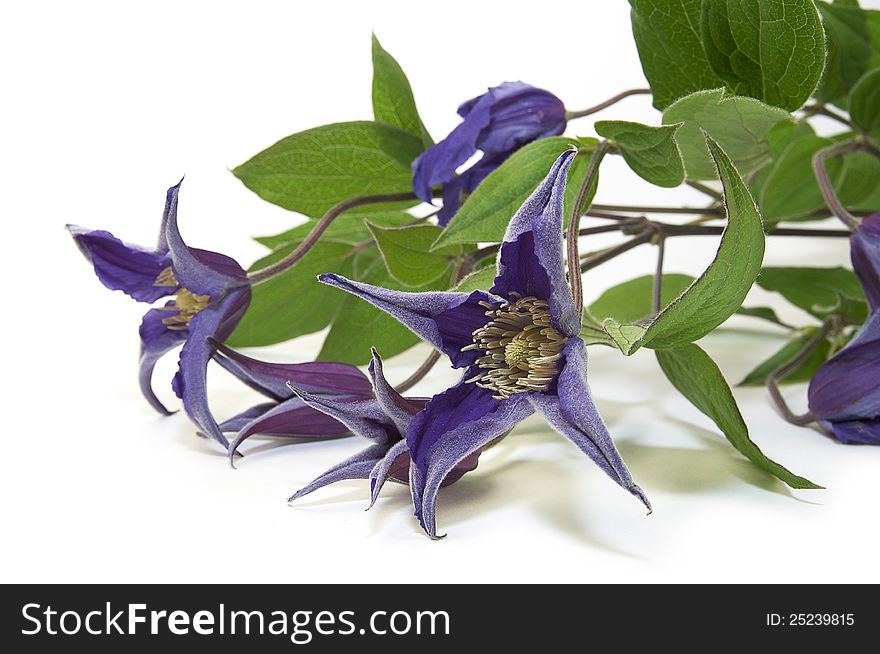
left=462, top=292, right=567, bottom=400
left=154, top=267, right=210, bottom=331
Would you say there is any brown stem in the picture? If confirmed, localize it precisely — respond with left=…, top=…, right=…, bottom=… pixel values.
left=580, top=229, right=654, bottom=272
left=248, top=192, right=419, bottom=284
left=393, top=349, right=442, bottom=394
left=565, top=88, right=652, bottom=120
left=591, top=203, right=722, bottom=215
left=801, top=104, right=854, bottom=129
left=652, top=233, right=666, bottom=314
left=567, top=141, right=612, bottom=314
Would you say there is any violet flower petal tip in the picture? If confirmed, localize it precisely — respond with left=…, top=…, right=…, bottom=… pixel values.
left=631, top=485, right=652, bottom=514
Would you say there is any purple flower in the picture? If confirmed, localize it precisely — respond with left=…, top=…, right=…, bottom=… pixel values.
left=413, top=81, right=567, bottom=226
left=288, top=349, right=481, bottom=505
left=68, top=181, right=251, bottom=448
left=321, top=150, right=649, bottom=538
left=211, top=342, right=375, bottom=457
left=808, top=213, right=880, bottom=444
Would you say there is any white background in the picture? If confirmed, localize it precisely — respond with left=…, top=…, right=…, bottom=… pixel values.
left=3, top=0, right=879, bottom=583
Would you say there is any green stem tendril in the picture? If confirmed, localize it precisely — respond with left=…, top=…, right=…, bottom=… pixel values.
left=766, top=320, right=835, bottom=428
left=812, top=140, right=864, bottom=230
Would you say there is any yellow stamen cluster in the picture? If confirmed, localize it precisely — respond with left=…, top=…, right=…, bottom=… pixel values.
left=462, top=292, right=566, bottom=400
left=153, top=267, right=210, bottom=331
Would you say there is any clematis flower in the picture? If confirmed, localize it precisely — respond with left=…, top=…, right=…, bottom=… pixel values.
left=413, top=81, right=567, bottom=225
left=808, top=213, right=880, bottom=444
left=321, top=150, right=649, bottom=538
left=210, top=342, right=375, bottom=456
left=68, top=181, right=251, bottom=448
left=289, top=349, right=482, bottom=505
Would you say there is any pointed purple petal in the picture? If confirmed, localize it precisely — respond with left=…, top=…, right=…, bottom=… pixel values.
left=827, top=419, right=880, bottom=445
left=529, top=338, right=650, bottom=510
left=173, top=287, right=251, bottom=448
left=492, top=150, right=580, bottom=337
left=475, top=84, right=567, bottom=154
left=67, top=225, right=173, bottom=303
left=138, top=307, right=187, bottom=415
left=229, top=396, right=352, bottom=457
left=218, top=402, right=276, bottom=433
left=406, top=379, right=534, bottom=538
left=411, top=93, right=494, bottom=202
left=290, top=443, right=391, bottom=501
left=286, top=383, right=396, bottom=444
left=161, top=182, right=248, bottom=296
left=809, top=311, right=880, bottom=421
left=367, top=439, right=410, bottom=506
left=211, top=341, right=372, bottom=401
left=851, top=213, right=880, bottom=312
left=319, top=274, right=496, bottom=368
left=368, top=349, right=427, bottom=435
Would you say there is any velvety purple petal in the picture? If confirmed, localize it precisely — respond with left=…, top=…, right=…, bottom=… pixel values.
left=67, top=225, right=173, bottom=303
left=436, top=176, right=467, bottom=227
left=808, top=311, right=880, bottom=421
left=218, top=402, right=276, bottom=433
left=407, top=378, right=535, bottom=537
left=492, top=150, right=580, bottom=337
left=211, top=340, right=372, bottom=401
left=367, top=439, right=410, bottom=506
left=411, top=92, right=494, bottom=202
left=161, top=182, right=248, bottom=296
left=529, top=338, right=650, bottom=511
left=173, top=287, right=251, bottom=448
left=289, top=444, right=392, bottom=502
left=475, top=83, right=567, bottom=155
left=368, top=440, right=480, bottom=510
left=285, top=383, right=396, bottom=444
left=229, top=397, right=352, bottom=457
left=827, top=418, right=880, bottom=445
left=436, top=152, right=510, bottom=227
left=319, top=274, right=495, bottom=368
left=851, top=213, right=880, bottom=312
left=138, top=307, right=187, bottom=415
left=368, top=349, right=427, bottom=435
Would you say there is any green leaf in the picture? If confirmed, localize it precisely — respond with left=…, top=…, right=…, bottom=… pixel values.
left=754, top=129, right=880, bottom=224
left=815, top=2, right=880, bottom=108
left=433, top=137, right=596, bottom=247
left=629, top=0, right=724, bottom=110
left=638, top=136, right=766, bottom=351
left=756, top=135, right=845, bottom=222
left=700, top=0, right=826, bottom=111
left=254, top=211, right=413, bottom=249
left=233, top=121, right=423, bottom=218
left=371, top=34, right=432, bottom=147
left=757, top=266, right=868, bottom=322
left=736, top=305, right=792, bottom=328
left=453, top=265, right=496, bottom=294
left=227, top=240, right=356, bottom=347
left=663, top=89, right=792, bottom=180
left=587, top=274, right=695, bottom=325
left=587, top=137, right=766, bottom=355
left=368, top=222, right=466, bottom=286
left=318, top=248, right=452, bottom=365
left=738, top=328, right=832, bottom=387
left=656, top=343, right=821, bottom=489
left=594, top=120, right=685, bottom=187
left=849, top=67, right=880, bottom=134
